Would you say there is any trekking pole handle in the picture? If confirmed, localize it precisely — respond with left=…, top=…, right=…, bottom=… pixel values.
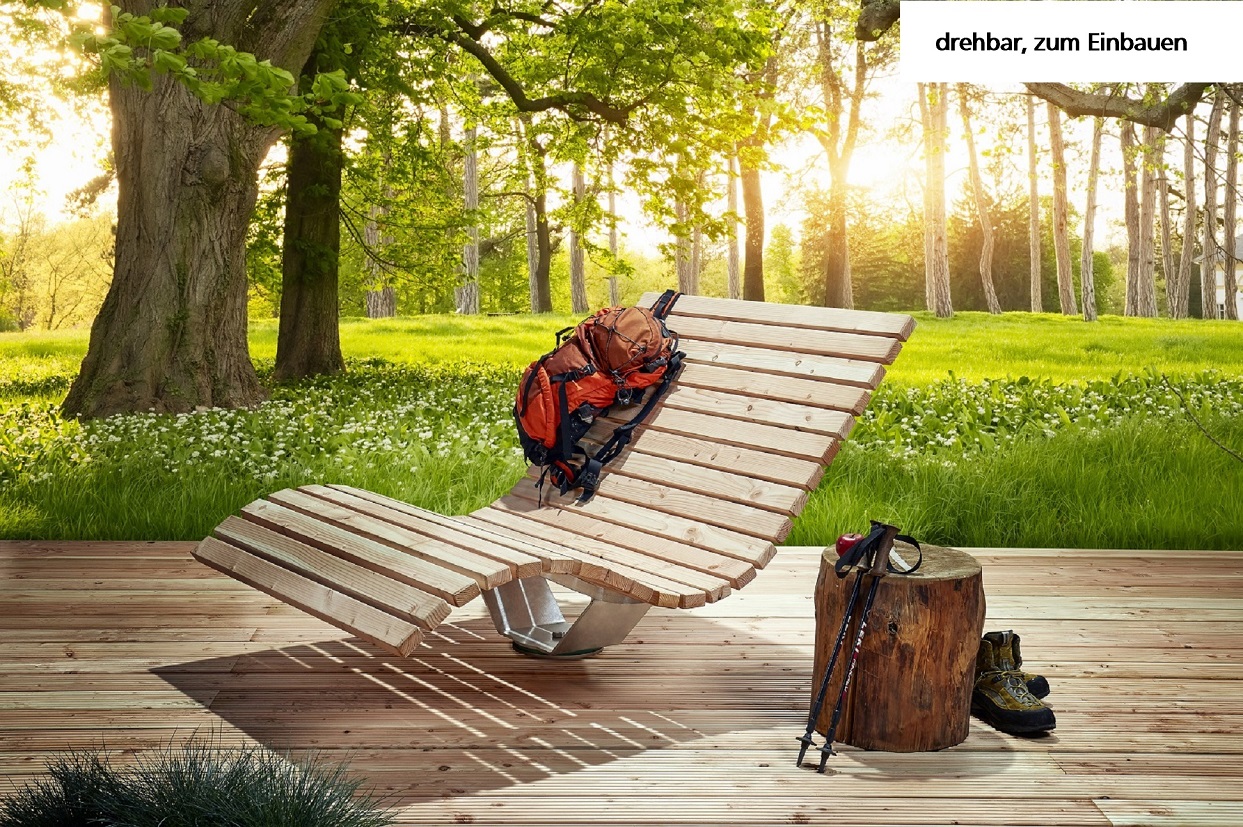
left=868, top=524, right=902, bottom=578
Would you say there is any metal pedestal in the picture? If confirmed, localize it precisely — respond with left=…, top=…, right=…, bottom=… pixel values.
left=482, top=574, right=650, bottom=658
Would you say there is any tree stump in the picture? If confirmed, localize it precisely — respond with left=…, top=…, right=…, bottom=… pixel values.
left=812, top=541, right=985, bottom=752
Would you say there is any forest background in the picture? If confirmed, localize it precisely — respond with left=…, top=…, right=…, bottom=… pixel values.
left=1, top=0, right=1240, bottom=549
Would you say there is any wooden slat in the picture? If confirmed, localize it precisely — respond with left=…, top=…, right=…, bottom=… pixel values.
left=323, top=485, right=582, bottom=575
left=596, top=451, right=808, bottom=515
left=603, top=406, right=839, bottom=462
left=469, top=506, right=718, bottom=607
left=639, top=291, right=916, bottom=341
left=191, top=538, right=421, bottom=657
left=676, top=361, right=872, bottom=413
left=524, top=468, right=792, bottom=541
left=212, top=517, right=451, bottom=630
left=470, top=506, right=731, bottom=601
left=669, top=314, right=902, bottom=363
left=583, top=423, right=827, bottom=490
left=295, top=486, right=544, bottom=579
left=472, top=492, right=756, bottom=587
left=680, top=338, right=886, bottom=387
left=238, top=500, right=481, bottom=606
left=267, top=489, right=512, bottom=590
left=661, top=385, right=854, bottom=437
left=503, top=487, right=774, bottom=566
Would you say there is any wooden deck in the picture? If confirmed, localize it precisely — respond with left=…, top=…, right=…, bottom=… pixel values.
left=2, top=541, right=1241, bottom=826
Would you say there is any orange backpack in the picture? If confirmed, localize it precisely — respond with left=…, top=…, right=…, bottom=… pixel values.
left=514, top=290, right=684, bottom=502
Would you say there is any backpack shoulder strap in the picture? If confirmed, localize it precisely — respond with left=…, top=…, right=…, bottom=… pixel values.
left=576, top=348, right=685, bottom=502
left=650, top=289, right=681, bottom=320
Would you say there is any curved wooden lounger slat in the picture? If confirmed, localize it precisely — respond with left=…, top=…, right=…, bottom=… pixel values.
left=193, top=295, right=914, bottom=657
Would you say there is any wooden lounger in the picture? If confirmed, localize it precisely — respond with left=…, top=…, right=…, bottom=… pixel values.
left=194, top=295, right=914, bottom=658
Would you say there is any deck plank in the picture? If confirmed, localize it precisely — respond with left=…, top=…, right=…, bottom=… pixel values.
left=2, top=541, right=1241, bottom=827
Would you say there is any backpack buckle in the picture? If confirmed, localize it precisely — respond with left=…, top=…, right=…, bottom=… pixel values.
left=575, top=458, right=604, bottom=503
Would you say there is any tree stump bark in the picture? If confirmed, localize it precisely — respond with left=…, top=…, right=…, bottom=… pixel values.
left=812, top=542, right=985, bottom=752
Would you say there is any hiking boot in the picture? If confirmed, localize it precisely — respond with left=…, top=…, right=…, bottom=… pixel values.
left=972, top=634, right=1056, bottom=734
left=982, top=630, right=1050, bottom=699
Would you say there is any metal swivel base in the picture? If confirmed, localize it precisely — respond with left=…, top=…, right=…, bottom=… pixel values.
left=482, top=574, right=651, bottom=658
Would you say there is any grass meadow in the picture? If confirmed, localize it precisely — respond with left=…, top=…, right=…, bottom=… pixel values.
left=2, top=311, right=1242, bottom=550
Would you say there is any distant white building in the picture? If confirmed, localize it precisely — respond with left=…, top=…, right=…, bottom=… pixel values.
left=1197, top=233, right=1243, bottom=319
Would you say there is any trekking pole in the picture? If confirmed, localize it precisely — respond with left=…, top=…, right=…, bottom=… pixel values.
left=817, top=524, right=900, bottom=773
left=796, top=561, right=867, bottom=768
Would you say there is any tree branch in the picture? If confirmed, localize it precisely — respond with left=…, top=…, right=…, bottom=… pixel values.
left=446, top=17, right=633, bottom=124
left=1024, top=83, right=1210, bottom=131
left=856, top=0, right=899, bottom=42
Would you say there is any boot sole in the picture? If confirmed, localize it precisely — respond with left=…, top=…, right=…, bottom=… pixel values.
left=970, top=699, right=1056, bottom=734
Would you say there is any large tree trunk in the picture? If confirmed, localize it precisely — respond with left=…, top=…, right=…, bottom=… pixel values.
left=738, top=152, right=765, bottom=301
left=727, top=153, right=741, bottom=300
left=958, top=86, right=1001, bottom=314
left=918, top=83, right=952, bottom=318
left=1135, top=125, right=1159, bottom=318
left=64, top=0, right=333, bottom=418
left=274, top=100, right=345, bottom=382
left=1224, top=99, right=1240, bottom=320
left=1081, top=117, right=1102, bottom=322
left=569, top=162, right=588, bottom=313
left=1047, top=102, right=1076, bottom=316
left=1027, top=95, right=1042, bottom=312
left=276, top=34, right=348, bottom=382
left=1172, top=112, right=1196, bottom=319
left=1203, top=91, right=1224, bottom=319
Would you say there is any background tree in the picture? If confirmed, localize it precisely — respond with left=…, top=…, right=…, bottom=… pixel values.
left=1158, top=155, right=1175, bottom=319
left=1121, top=123, right=1141, bottom=315
left=1135, top=125, right=1159, bottom=318
left=918, top=82, right=952, bottom=318
left=958, top=84, right=1001, bottom=314
left=810, top=3, right=894, bottom=309
left=1046, top=102, right=1077, bottom=315
left=1203, top=90, right=1224, bottom=319
left=1224, top=98, right=1240, bottom=320
left=1080, top=117, right=1102, bottom=322
left=1027, top=95, right=1042, bottom=312
left=726, top=153, right=741, bottom=299
left=1170, top=111, right=1196, bottom=319
left=568, top=160, right=588, bottom=312
left=457, top=122, right=481, bottom=314
left=736, top=53, right=779, bottom=301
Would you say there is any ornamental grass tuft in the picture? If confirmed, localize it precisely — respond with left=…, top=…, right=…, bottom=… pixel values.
left=0, top=741, right=391, bottom=827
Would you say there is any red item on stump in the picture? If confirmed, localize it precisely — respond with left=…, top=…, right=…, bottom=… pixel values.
left=835, top=533, right=864, bottom=557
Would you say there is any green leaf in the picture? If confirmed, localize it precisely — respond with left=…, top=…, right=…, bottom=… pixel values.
left=148, top=26, right=181, bottom=51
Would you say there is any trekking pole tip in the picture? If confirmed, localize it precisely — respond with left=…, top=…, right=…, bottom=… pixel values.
left=816, top=746, right=835, bottom=773
left=795, top=735, right=814, bottom=767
